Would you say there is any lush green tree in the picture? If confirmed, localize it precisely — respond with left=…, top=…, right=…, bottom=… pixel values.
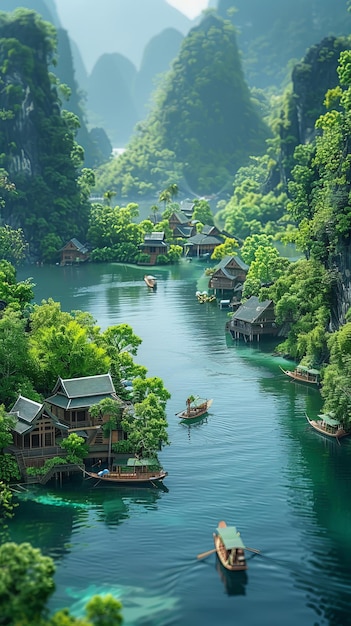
left=89, top=398, right=125, bottom=466
left=60, top=433, right=88, bottom=464
left=216, top=157, right=288, bottom=240
left=85, top=594, right=123, bottom=626
left=0, top=479, right=17, bottom=541
left=0, top=225, right=27, bottom=264
left=121, top=392, right=169, bottom=457
left=28, top=300, right=110, bottom=394
left=192, top=199, right=214, bottom=225
left=101, top=324, right=142, bottom=356
left=87, top=203, right=143, bottom=262
left=211, top=237, right=239, bottom=261
left=265, top=259, right=332, bottom=361
left=131, top=377, right=171, bottom=407
left=242, top=245, right=290, bottom=297
left=0, top=308, right=37, bottom=407
left=0, top=260, right=34, bottom=310
left=240, top=234, right=275, bottom=264
left=0, top=405, right=15, bottom=451
left=29, top=319, right=110, bottom=394
left=321, top=324, right=351, bottom=425
left=167, top=244, right=183, bottom=263
left=0, top=542, right=56, bottom=624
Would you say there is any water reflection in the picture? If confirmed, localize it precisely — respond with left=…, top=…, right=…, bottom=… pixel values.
left=11, top=482, right=166, bottom=558
left=215, top=558, right=248, bottom=596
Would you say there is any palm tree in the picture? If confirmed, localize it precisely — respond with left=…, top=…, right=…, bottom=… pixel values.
left=103, top=190, right=116, bottom=206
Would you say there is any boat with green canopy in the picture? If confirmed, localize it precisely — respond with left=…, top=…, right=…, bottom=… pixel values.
left=305, top=412, right=350, bottom=440
left=213, top=521, right=247, bottom=571
left=176, top=396, right=213, bottom=420
left=280, top=364, right=321, bottom=386
left=84, top=457, right=168, bottom=487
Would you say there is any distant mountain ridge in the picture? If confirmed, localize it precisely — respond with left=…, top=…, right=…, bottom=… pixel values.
left=53, top=0, right=193, bottom=73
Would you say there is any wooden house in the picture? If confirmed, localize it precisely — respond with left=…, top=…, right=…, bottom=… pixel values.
left=9, top=395, right=68, bottom=452
left=45, top=373, right=126, bottom=452
left=139, top=231, right=169, bottom=265
left=60, top=238, right=89, bottom=266
left=7, top=395, right=70, bottom=478
left=179, top=200, right=195, bottom=219
left=209, top=255, right=249, bottom=301
left=183, top=229, right=223, bottom=258
left=168, top=210, right=195, bottom=238
left=227, top=296, right=279, bottom=342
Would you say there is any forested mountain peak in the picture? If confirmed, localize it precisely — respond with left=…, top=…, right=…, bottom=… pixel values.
left=96, top=12, right=270, bottom=199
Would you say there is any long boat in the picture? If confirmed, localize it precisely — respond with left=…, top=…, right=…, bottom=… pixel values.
left=176, top=396, right=213, bottom=420
left=213, top=521, right=247, bottom=572
left=280, top=364, right=320, bottom=386
left=84, top=457, right=167, bottom=487
left=144, top=275, right=157, bottom=289
left=305, top=412, right=350, bottom=440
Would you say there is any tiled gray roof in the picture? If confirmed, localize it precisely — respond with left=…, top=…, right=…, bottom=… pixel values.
left=171, top=211, right=189, bottom=224
left=232, top=297, right=273, bottom=323
left=215, top=255, right=249, bottom=271
left=184, top=233, right=223, bottom=246
left=9, top=396, right=42, bottom=424
left=52, top=373, right=115, bottom=399
left=144, top=231, right=165, bottom=241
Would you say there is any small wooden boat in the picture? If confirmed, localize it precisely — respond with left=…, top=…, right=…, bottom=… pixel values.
left=305, top=412, right=350, bottom=440
left=280, top=364, right=320, bottom=386
left=144, top=275, right=157, bottom=289
left=176, top=396, right=213, bottom=420
left=213, top=521, right=247, bottom=571
left=84, top=457, right=167, bottom=487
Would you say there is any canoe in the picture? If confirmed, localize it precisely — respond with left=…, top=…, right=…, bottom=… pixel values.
left=144, top=275, right=157, bottom=289
left=213, top=521, right=247, bottom=572
left=280, top=365, right=320, bottom=385
left=305, top=412, right=350, bottom=440
left=176, top=397, right=213, bottom=420
left=84, top=457, right=167, bottom=487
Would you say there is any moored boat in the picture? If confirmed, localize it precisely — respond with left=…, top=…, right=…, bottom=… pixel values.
left=280, top=364, right=320, bottom=386
left=213, top=521, right=247, bottom=571
left=176, top=396, right=213, bottom=420
left=305, top=412, right=350, bottom=440
left=84, top=457, right=167, bottom=487
left=144, top=275, right=157, bottom=289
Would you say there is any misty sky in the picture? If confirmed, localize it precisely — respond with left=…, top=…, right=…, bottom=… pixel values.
left=166, top=0, right=209, bottom=18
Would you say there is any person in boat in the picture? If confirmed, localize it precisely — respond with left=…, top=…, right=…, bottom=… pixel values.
left=97, top=468, right=110, bottom=477
left=228, top=549, right=236, bottom=566
left=237, top=548, right=245, bottom=565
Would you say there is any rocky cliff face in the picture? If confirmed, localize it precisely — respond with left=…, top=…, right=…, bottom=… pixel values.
left=330, top=244, right=351, bottom=331
left=278, top=37, right=348, bottom=180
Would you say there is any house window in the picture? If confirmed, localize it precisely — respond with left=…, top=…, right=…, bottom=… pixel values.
left=31, top=433, right=40, bottom=448
left=45, top=432, right=53, bottom=446
left=70, top=410, right=87, bottom=425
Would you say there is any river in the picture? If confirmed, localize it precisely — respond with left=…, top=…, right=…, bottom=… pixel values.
left=13, top=260, right=351, bottom=626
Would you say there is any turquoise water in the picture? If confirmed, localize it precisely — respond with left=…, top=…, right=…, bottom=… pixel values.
left=15, top=261, right=351, bottom=626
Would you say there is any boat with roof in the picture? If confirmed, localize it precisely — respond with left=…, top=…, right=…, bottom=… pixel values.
left=176, top=395, right=213, bottom=420
left=280, top=364, right=320, bottom=386
left=305, top=412, right=350, bottom=440
left=84, top=457, right=167, bottom=487
left=213, top=521, right=247, bottom=571
left=144, top=275, right=157, bottom=289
